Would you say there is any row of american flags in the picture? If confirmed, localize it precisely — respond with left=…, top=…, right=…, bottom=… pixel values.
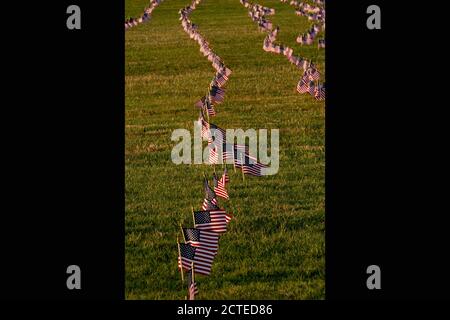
left=181, top=0, right=270, bottom=178
left=289, top=0, right=326, bottom=98
left=177, top=0, right=272, bottom=300
left=199, top=110, right=270, bottom=177
left=176, top=0, right=326, bottom=299
left=296, top=24, right=323, bottom=47
left=291, top=0, right=325, bottom=24
left=297, top=69, right=325, bottom=100
left=124, top=0, right=162, bottom=30
left=178, top=0, right=223, bottom=300
left=241, top=0, right=326, bottom=101
left=290, top=1, right=325, bottom=48
left=177, top=171, right=232, bottom=300
left=180, top=0, right=232, bottom=119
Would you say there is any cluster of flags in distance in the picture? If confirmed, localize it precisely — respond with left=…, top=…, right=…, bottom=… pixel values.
left=125, top=0, right=162, bottom=30
left=241, top=0, right=325, bottom=100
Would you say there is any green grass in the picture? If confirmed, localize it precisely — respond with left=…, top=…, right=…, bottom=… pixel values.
left=125, top=0, right=325, bottom=299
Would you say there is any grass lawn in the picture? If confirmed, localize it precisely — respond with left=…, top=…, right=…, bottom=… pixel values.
left=125, top=0, right=325, bottom=299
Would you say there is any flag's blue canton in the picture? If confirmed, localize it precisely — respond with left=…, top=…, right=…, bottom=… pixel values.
left=179, top=243, right=196, bottom=260
left=183, top=228, right=201, bottom=242
left=194, top=211, right=212, bottom=224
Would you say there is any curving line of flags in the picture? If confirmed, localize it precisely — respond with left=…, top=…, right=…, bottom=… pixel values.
left=125, top=0, right=163, bottom=30
left=284, top=0, right=325, bottom=47
left=177, top=170, right=232, bottom=299
left=177, top=0, right=269, bottom=300
left=180, top=0, right=268, bottom=173
left=240, top=0, right=325, bottom=101
left=287, top=0, right=326, bottom=99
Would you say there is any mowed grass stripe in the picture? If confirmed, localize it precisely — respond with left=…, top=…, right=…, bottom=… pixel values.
left=125, top=0, right=324, bottom=299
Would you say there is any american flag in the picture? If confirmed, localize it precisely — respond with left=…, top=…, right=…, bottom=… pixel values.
left=195, top=96, right=206, bottom=108
left=187, top=268, right=198, bottom=300
left=223, top=67, right=232, bottom=77
left=210, top=84, right=225, bottom=95
left=183, top=227, right=219, bottom=254
left=234, top=149, right=268, bottom=177
left=314, top=83, right=325, bottom=100
left=214, top=72, right=228, bottom=87
left=194, top=210, right=231, bottom=233
left=290, top=56, right=303, bottom=67
left=213, top=172, right=229, bottom=200
left=209, top=123, right=226, bottom=139
left=297, top=77, right=309, bottom=94
left=208, top=125, right=226, bottom=147
left=209, top=82, right=225, bottom=95
left=208, top=143, right=228, bottom=164
left=309, top=81, right=316, bottom=96
left=178, top=243, right=214, bottom=275
left=203, top=96, right=216, bottom=117
left=263, top=39, right=271, bottom=52
left=235, top=161, right=267, bottom=177
left=209, top=143, right=249, bottom=164
left=208, top=144, right=219, bottom=165
left=202, top=197, right=219, bottom=210
left=307, top=66, right=320, bottom=81
left=211, top=59, right=223, bottom=72
left=204, top=177, right=217, bottom=202
left=222, top=167, right=230, bottom=184
left=207, top=140, right=226, bottom=165
left=284, top=47, right=293, bottom=57
left=199, top=117, right=211, bottom=142
left=207, top=52, right=217, bottom=62
left=301, top=60, right=310, bottom=71
left=200, top=116, right=226, bottom=145
left=209, top=85, right=225, bottom=104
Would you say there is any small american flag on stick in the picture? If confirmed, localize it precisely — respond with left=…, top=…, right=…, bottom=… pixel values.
left=202, top=197, right=219, bottom=210
left=233, top=147, right=268, bottom=177
left=194, top=210, right=231, bottom=234
left=178, top=242, right=214, bottom=276
left=297, top=77, right=309, bottom=94
left=213, top=172, right=229, bottom=200
left=314, top=82, right=325, bottom=100
left=183, top=227, right=219, bottom=254
left=203, top=177, right=216, bottom=201
left=214, top=72, right=228, bottom=87
left=203, top=96, right=216, bottom=117
left=307, top=66, right=320, bottom=81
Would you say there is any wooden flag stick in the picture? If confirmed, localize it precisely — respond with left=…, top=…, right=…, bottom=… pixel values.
left=191, top=206, right=196, bottom=226
left=180, top=223, right=185, bottom=242
left=177, top=236, right=184, bottom=284
left=205, top=97, right=210, bottom=123
left=240, top=153, right=245, bottom=182
left=190, top=261, right=195, bottom=301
